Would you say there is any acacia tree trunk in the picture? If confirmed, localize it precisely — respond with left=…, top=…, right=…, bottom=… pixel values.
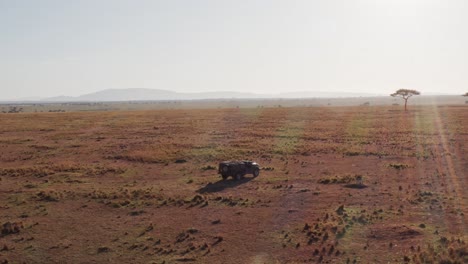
left=404, top=98, right=408, bottom=111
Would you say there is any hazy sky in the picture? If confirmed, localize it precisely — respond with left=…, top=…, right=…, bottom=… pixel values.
left=1, top=0, right=467, bottom=100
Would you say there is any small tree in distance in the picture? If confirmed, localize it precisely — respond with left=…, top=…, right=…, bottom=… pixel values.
left=391, top=89, right=421, bottom=111
left=463, top=92, right=468, bottom=96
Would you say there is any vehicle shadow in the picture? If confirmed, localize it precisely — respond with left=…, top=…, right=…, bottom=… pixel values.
left=197, top=177, right=255, bottom=194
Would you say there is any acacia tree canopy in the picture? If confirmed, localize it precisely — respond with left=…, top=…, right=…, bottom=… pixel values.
left=390, top=89, right=421, bottom=111
left=391, top=89, right=421, bottom=99
left=463, top=92, right=468, bottom=96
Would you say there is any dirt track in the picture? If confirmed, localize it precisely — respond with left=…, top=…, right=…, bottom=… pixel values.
left=0, top=105, right=466, bottom=263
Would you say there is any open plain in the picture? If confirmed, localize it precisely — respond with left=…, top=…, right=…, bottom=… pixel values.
left=0, top=105, right=466, bottom=263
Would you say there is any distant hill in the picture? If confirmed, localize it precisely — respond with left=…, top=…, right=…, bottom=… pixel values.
left=40, top=88, right=380, bottom=102
left=279, top=91, right=380, bottom=98
left=1, top=89, right=465, bottom=104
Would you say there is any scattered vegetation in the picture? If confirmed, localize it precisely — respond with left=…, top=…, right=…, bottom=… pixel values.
left=318, top=174, right=363, bottom=185
left=1, top=222, right=23, bottom=236
left=388, top=163, right=411, bottom=170
left=201, top=165, right=216, bottom=171
left=0, top=105, right=465, bottom=263
left=0, top=164, right=125, bottom=178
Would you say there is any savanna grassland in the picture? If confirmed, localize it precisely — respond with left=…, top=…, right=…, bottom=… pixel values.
left=0, top=105, right=466, bottom=263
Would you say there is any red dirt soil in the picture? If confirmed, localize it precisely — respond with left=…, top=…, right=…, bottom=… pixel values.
left=0, top=105, right=466, bottom=263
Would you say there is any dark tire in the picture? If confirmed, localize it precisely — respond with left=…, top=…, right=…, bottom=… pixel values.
left=253, top=168, right=260, bottom=177
left=221, top=174, right=228, bottom=180
left=235, top=173, right=242, bottom=181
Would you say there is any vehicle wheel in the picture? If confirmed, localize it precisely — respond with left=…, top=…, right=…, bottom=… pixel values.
left=253, top=168, right=260, bottom=177
left=221, top=174, right=228, bottom=180
left=235, top=174, right=242, bottom=181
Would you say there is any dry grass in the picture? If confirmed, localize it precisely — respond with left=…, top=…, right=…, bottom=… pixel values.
left=0, top=105, right=466, bottom=263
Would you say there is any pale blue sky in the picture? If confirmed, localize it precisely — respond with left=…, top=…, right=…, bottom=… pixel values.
left=1, top=0, right=467, bottom=99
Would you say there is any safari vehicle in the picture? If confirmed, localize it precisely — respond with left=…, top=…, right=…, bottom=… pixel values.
left=218, top=160, right=260, bottom=180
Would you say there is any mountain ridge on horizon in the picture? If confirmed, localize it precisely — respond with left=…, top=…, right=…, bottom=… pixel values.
left=6, top=88, right=385, bottom=102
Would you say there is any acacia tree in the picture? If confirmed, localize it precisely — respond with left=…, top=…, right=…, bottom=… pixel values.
left=391, top=89, right=420, bottom=111
left=463, top=92, right=468, bottom=96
